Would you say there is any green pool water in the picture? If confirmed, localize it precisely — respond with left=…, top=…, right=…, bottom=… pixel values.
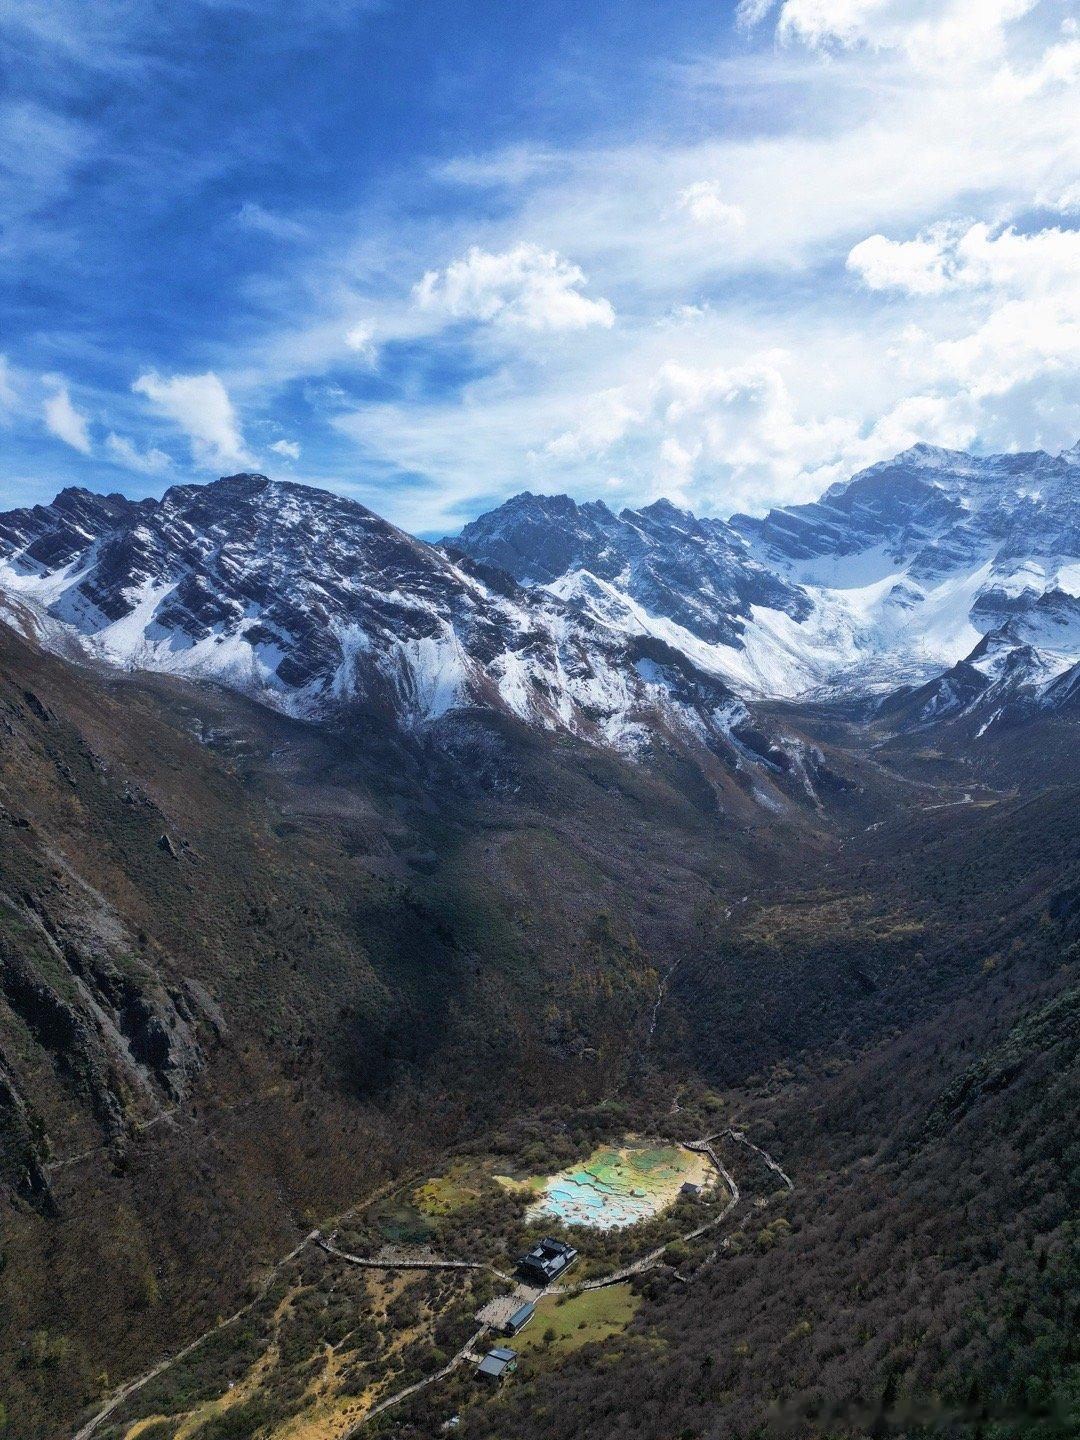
left=527, top=1143, right=706, bottom=1229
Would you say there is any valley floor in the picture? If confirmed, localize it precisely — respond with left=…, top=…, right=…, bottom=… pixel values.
left=75, top=1123, right=787, bottom=1440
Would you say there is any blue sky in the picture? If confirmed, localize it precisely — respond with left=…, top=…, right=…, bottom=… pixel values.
left=1, top=0, right=1078, bottom=534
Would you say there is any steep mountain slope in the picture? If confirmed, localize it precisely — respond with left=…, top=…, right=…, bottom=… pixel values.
left=0, top=476, right=800, bottom=770
left=452, top=442, right=1080, bottom=700
left=407, top=751, right=1080, bottom=1440
left=448, top=492, right=807, bottom=645
left=0, top=459, right=1076, bottom=1439
left=6, top=597, right=1074, bottom=1440
left=3, top=444, right=1077, bottom=752
left=877, top=588, right=1080, bottom=735
left=0, top=607, right=849, bottom=1438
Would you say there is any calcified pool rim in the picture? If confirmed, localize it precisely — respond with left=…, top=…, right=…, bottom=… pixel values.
left=526, top=1142, right=715, bottom=1230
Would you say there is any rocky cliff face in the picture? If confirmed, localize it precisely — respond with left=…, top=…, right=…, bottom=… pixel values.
left=730, top=441, right=1080, bottom=576
left=877, top=587, right=1080, bottom=734
left=448, top=491, right=808, bottom=645
left=456, top=442, right=1080, bottom=703
left=0, top=475, right=799, bottom=769
left=1, top=442, right=1077, bottom=751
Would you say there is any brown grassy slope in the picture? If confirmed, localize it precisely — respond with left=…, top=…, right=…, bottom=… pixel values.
left=0, top=618, right=825, bottom=1439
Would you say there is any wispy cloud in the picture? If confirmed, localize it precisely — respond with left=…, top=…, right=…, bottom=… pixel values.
left=0, top=356, right=17, bottom=414
left=235, top=200, right=311, bottom=243
left=0, top=0, right=1077, bottom=520
left=133, top=371, right=251, bottom=470
left=746, top=0, right=1040, bottom=66
left=42, top=376, right=92, bottom=454
left=105, top=430, right=171, bottom=474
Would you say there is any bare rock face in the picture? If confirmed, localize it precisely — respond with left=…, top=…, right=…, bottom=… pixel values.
left=458, top=442, right=1080, bottom=710
left=1, top=441, right=1076, bottom=749
left=730, top=442, right=1080, bottom=574
left=0, top=474, right=765, bottom=762
left=0, top=1060, right=50, bottom=1202
left=448, top=490, right=809, bottom=645
left=0, top=860, right=213, bottom=1207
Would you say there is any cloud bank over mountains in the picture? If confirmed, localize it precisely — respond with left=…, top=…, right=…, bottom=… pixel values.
left=0, top=0, right=1076, bottom=532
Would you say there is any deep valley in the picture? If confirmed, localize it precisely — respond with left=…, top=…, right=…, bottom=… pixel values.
left=0, top=446, right=1077, bottom=1440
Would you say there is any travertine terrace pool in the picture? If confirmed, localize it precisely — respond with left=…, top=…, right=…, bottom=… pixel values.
left=527, top=1143, right=713, bottom=1229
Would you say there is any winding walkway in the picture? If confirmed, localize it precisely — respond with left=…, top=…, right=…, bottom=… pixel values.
left=71, top=1130, right=792, bottom=1439
left=343, top=1325, right=489, bottom=1436
left=317, top=1238, right=515, bottom=1286
left=72, top=1231, right=318, bottom=1440
left=69, top=1166, right=421, bottom=1440
left=331, top=1128, right=789, bottom=1429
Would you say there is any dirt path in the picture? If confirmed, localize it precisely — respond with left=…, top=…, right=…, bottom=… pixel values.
left=340, top=1325, right=489, bottom=1437
left=317, top=1238, right=516, bottom=1287
left=71, top=1232, right=318, bottom=1440
left=333, top=1127, right=777, bottom=1428
left=714, top=1128, right=794, bottom=1191
left=46, top=1108, right=180, bottom=1176
left=73, top=1129, right=792, bottom=1439
left=69, top=1165, right=424, bottom=1440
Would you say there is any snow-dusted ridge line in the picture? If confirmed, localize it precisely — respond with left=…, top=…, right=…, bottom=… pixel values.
left=450, top=439, right=1080, bottom=707
left=0, top=474, right=766, bottom=769
left=2, top=440, right=1077, bottom=758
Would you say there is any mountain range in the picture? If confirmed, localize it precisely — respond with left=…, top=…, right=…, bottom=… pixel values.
left=1, top=441, right=1078, bottom=1440
left=1, top=441, right=1078, bottom=757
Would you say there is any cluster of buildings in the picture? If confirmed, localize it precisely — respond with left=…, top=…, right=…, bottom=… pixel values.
left=474, top=1237, right=579, bottom=1382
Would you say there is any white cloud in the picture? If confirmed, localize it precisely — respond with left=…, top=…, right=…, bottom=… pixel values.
left=42, top=376, right=91, bottom=454
left=847, top=227, right=960, bottom=295
left=836, top=214, right=1078, bottom=461
left=343, top=320, right=377, bottom=362
left=414, top=243, right=615, bottom=332
left=132, top=370, right=250, bottom=470
left=675, top=181, right=746, bottom=237
left=105, top=431, right=171, bottom=474
left=268, top=437, right=301, bottom=460
left=993, top=36, right=1080, bottom=98
left=848, top=221, right=1080, bottom=297
left=848, top=221, right=1080, bottom=403
left=752, top=0, right=1039, bottom=67
left=545, top=358, right=856, bottom=512
left=235, top=200, right=310, bottom=242
left=930, top=297, right=1080, bottom=399
left=0, top=356, right=16, bottom=413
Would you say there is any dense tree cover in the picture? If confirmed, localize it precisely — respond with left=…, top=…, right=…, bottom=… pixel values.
left=2, top=618, right=1078, bottom=1439
left=423, top=975, right=1078, bottom=1439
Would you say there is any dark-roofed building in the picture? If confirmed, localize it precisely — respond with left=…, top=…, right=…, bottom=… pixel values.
left=516, top=1237, right=578, bottom=1285
left=503, top=1301, right=535, bottom=1336
left=476, top=1346, right=517, bottom=1381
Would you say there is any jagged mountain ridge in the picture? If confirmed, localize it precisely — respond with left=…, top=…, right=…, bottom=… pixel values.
left=0, top=473, right=771, bottom=764
left=448, top=491, right=809, bottom=645
left=878, top=588, right=1080, bottom=735
left=452, top=441, right=1080, bottom=704
left=1, top=441, right=1077, bottom=760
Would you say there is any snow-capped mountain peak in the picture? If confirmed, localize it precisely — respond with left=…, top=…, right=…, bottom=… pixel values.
left=1, top=440, right=1076, bottom=763
left=0, top=474, right=777, bottom=769
left=451, top=442, right=1079, bottom=703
